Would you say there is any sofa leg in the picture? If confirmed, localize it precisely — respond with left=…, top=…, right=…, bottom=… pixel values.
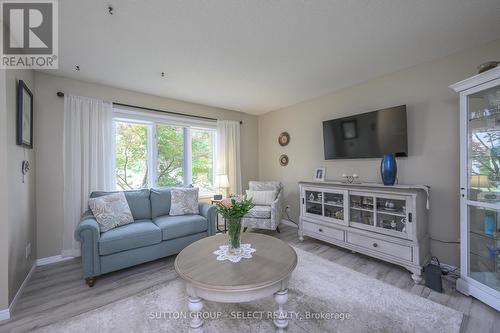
left=85, top=277, right=96, bottom=287
left=276, top=226, right=281, bottom=233
left=243, top=227, right=248, bottom=233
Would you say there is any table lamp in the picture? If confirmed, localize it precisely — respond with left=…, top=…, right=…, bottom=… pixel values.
left=214, top=174, right=230, bottom=200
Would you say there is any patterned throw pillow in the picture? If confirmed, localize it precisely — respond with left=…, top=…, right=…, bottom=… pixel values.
left=169, top=188, right=199, bottom=216
left=88, top=192, right=134, bottom=232
left=246, top=190, right=277, bottom=205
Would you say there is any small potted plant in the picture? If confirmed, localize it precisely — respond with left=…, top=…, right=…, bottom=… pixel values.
left=215, top=195, right=254, bottom=255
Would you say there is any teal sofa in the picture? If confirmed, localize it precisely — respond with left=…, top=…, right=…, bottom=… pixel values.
left=74, top=188, right=216, bottom=286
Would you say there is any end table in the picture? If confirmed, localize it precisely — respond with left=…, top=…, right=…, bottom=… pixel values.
left=211, top=199, right=227, bottom=233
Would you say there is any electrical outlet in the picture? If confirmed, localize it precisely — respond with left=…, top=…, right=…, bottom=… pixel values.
left=25, top=243, right=31, bottom=259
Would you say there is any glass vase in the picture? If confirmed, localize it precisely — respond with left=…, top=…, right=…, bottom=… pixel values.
left=227, top=218, right=243, bottom=255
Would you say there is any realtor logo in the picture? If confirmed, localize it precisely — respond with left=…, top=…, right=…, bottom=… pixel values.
left=1, top=0, right=58, bottom=68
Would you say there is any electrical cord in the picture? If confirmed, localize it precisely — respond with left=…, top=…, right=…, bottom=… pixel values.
left=429, top=256, right=460, bottom=278
left=430, top=237, right=460, bottom=244
left=284, top=207, right=298, bottom=225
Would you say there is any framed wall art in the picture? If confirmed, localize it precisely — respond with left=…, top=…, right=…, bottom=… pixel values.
left=17, top=80, right=34, bottom=149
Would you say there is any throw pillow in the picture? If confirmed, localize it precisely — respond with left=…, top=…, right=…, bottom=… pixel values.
left=88, top=192, right=134, bottom=232
left=246, top=190, right=277, bottom=205
left=169, top=187, right=199, bottom=216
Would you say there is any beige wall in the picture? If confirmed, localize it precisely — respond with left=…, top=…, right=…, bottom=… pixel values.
left=0, top=69, right=9, bottom=310
left=258, top=40, right=500, bottom=267
left=34, top=72, right=258, bottom=259
left=5, top=69, right=36, bottom=304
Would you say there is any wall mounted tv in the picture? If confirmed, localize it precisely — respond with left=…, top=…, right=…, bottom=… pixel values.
left=323, top=105, right=408, bottom=159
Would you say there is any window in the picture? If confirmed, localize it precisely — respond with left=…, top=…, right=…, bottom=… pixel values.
left=156, top=124, right=184, bottom=186
left=115, top=121, right=149, bottom=190
left=113, top=108, right=216, bottom=195
left=191, top=128, right=215, bottom=193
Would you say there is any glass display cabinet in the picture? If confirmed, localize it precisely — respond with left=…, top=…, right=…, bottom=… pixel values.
left=299, top=181, right=429, bottom=283
left=451, top=66, right=500, bottom=311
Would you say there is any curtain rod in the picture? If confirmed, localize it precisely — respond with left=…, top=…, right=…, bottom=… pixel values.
left=56, top=91, right=243, bottom=124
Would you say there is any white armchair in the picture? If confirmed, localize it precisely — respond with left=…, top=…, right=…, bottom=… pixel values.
left=241, top=181, right=283, bottom=232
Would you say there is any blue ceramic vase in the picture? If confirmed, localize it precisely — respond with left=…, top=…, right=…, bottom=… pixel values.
left=381, top=154, right=397, bottom=185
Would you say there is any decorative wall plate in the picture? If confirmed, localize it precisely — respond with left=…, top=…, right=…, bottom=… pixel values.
left=278, top=132, right=290, bottom=146
left=279, top=154, right=289, bottom=166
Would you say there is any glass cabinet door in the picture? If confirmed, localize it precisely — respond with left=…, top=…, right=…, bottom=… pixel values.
left=375, top=197, right=408, bottom=237
left=466, top=83, right=500, bottom=292
left=323, top=191, right=345, bottom=223
left=468, top=206, right=500, bottom=292
left=304, top=190, right=322, bottom=217
left=349, top=194, right=374, bottom=227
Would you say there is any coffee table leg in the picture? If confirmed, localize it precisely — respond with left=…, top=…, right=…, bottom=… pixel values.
left=273, top=289, right=288, bottom=332
left=188, top=296, right=204, bottom=332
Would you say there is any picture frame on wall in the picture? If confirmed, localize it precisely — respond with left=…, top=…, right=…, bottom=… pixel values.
left=17, top=80, right=34, bottom=149
left=313, top=167, right=326, bottom=182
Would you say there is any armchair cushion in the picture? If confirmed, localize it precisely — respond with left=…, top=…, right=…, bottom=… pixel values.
left=246, top=190, right=277, bottom=205
left=242, top=181, right=283, bottom=231
left=249, top=181, right=281, bottom=192
left=245, top=206, right=272, bottom=219
left=98, top=220, right=162, bottom=255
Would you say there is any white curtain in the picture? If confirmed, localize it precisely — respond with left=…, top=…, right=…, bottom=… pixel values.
left=62, top=95, right=114, bottom=257
left=216, top=120, right=242, bottom=195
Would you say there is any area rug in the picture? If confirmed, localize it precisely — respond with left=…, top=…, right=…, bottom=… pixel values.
left=35, top=247, right=463, bottom=333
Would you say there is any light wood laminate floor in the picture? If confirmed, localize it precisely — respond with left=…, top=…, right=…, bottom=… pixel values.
left=0, top=223, right=498, bottom=332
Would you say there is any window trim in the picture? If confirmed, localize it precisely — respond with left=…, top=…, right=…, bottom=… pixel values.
left=112, top=107, right=217, bottom=195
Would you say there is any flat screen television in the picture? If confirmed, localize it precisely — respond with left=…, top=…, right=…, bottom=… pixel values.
left=323, top=105, right=408, bottom=159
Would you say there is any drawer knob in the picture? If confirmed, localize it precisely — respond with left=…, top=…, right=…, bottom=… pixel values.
left=318, top=228, right=323, bottom=232
left=372, top=243, right=378, bottom=248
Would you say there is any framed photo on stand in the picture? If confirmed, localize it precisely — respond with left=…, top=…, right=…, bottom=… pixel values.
left=313, top=167, right=326, bottom=182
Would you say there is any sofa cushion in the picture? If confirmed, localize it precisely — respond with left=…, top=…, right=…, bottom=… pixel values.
left=153, top=215, right=208, bottom=241
left=150, top=187, right=172, bottom=219
left=245, top=205, right=272, bottom=219
left=98, top=220, right=161, bottom=255
left=91, top=189, right=151, bottom=220
left=88, top=192, right=134, bottom=232
left=169, top=188, right=199, bottom=216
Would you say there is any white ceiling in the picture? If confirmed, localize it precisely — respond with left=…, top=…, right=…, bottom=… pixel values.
left=50, top=0, right=500, bottom=114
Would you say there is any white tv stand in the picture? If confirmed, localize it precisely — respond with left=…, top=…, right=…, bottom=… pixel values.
left=298, top=181, right=430, bottom=283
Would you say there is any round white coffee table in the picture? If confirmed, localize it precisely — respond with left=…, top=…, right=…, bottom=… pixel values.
left=174, top=233, right=297, bottom=332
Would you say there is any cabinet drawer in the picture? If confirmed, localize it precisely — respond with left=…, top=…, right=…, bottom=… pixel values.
left=303, top=221, right=344, bottom=241
left=347, top=232, right=412, bottom=261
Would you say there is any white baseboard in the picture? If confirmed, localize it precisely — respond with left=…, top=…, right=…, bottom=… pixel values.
left=36, top=254, right=75, bottom=266
left=0, top=308, right=10, bottom=321
left=0, top=255, right=76, bottom=322
left=8, top=263, right=36, bottom=317
left=0, top=262, right=36, bottom=322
